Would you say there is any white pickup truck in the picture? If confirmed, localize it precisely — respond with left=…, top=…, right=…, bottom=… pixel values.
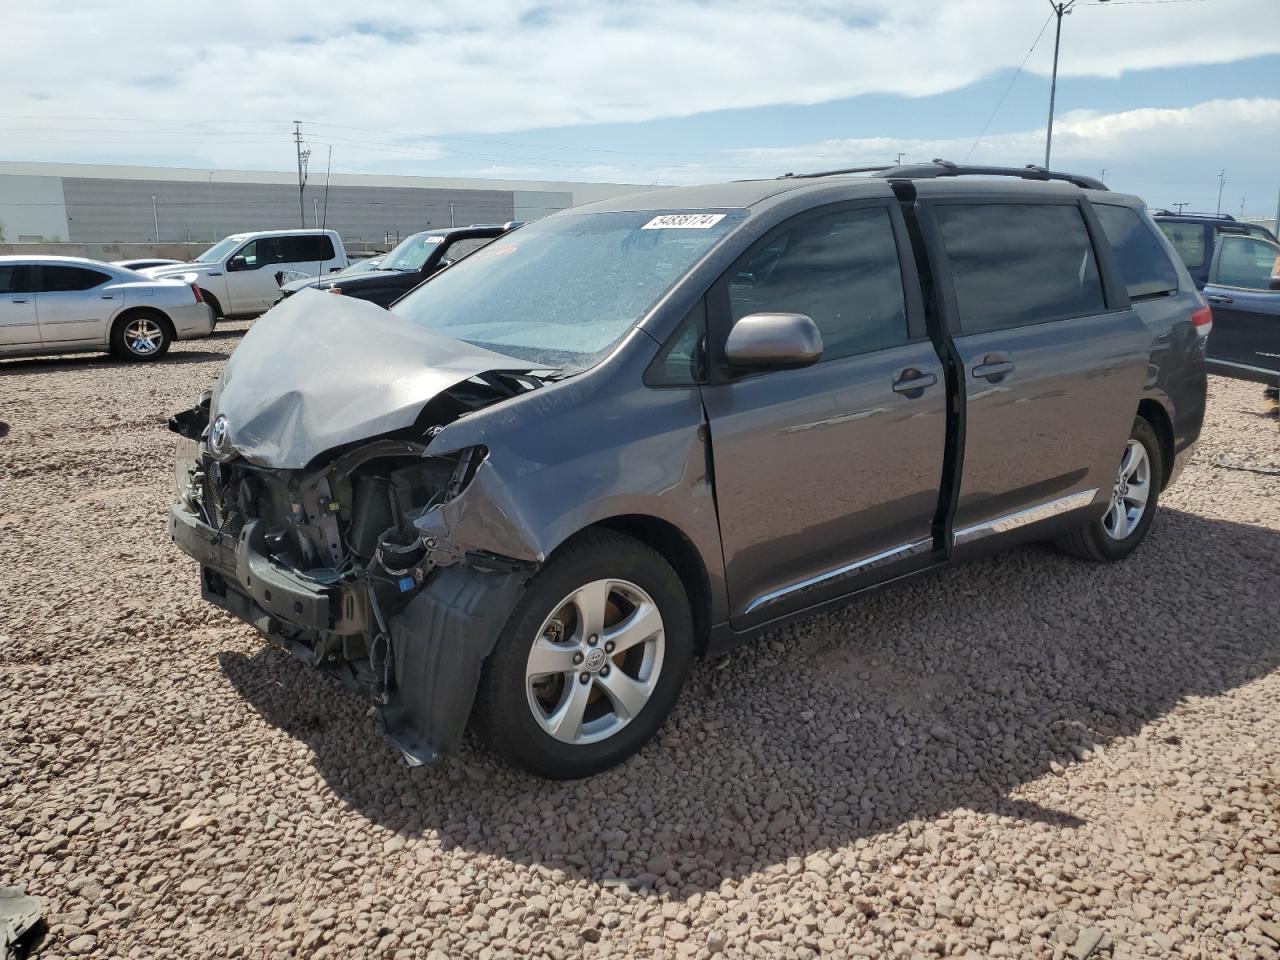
left=142, top=229, right=348, bottom=320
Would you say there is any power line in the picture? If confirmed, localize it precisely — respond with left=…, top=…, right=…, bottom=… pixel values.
left=964, top=12, right=1055, bottom=162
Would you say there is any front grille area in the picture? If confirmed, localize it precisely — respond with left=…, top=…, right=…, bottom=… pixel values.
left=200, top=461, right=245, bottom=537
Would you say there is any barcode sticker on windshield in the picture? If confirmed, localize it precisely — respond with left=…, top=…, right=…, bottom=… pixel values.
left=641, top=213, right=726, bottom=230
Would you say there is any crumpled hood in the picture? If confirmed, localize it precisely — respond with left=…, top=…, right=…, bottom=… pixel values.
left=211, top=289, right=530, bottom=469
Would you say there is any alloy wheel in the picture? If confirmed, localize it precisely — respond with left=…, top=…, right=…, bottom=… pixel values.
left=525, top=578, right=665, bottom=745
left=1103, top=438, right=1151, bottom=541
left=123, top=317, right=164, bottom=356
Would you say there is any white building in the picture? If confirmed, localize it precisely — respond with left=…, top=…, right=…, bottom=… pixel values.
left=0, top=161, right=656, bottom=251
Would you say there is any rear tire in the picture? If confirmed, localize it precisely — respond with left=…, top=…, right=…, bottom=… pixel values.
left=1055, top=416, right=1162, bottom=562
left=474, top=530, right=693, bottom=779
left=109, top=311, right=172, bottom=361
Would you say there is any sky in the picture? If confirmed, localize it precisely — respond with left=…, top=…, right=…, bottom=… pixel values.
left=3, top=0, right=1279, bottom=216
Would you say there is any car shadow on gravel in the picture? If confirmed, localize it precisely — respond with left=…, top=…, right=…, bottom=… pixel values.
left=218, top=508, right=1280, bottom=900
left=0, top=351, right=228, bottom=375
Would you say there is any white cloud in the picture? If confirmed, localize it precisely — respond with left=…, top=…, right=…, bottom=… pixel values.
left=0, top=2, right=1277, bottom=211
left=2, top=1, right=1278, bottom=143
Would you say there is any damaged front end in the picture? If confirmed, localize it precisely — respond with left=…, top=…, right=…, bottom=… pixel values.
left=167, top=294, right=547, bottom=763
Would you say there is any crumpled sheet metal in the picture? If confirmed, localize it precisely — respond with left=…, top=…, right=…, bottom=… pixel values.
left=210, top=290, right=529, bottom=470
left=1, top=886, right=44, bottom=960
left=412, top=457, right=546, bottom=567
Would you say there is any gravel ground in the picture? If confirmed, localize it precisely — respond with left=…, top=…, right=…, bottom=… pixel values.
left=2, top=325, right=1279, bottom=960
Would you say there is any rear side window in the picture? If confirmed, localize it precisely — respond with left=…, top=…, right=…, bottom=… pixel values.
left=1156, top=221, right=1207, bottom=269
left=1212, top=236, right=1280, bottom=290
left=287, top=235, right=336, bottom=261
left=1094, top=205, right=1179, bottom=299
left=39, top=266, right=110, bottom=292
left=935, top=203, right=1106, bottom=334
left=728, top=206, right=908, bottom=362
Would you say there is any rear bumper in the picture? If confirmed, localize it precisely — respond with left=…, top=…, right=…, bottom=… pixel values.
left=170, top=301, right=215, bottom=339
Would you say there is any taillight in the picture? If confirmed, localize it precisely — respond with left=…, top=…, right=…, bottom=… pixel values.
left=326, top=286, right=343, bottom=295
left=191, top=284, right=203, bottom=303
left=1191, top=304, right=1212, bottom=337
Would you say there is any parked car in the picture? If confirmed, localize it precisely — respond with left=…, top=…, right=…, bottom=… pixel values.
left=0, top=255, right=212, bottom=361
left=169, top=162, right=1208, bottom=779
left=279, top=256, right=383, bottom=293
left=1199, top=233, right=1280, bottom=383
left=279, top=225, right=518, bottom=307
left=1151, top=211, right=1277, bottom=289
left=142, top=229, right=348, bottom=320
left=113, top=257, right=184, bottom=271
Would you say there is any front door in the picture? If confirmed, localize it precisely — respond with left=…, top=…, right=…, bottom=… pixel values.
left=226, top=238, right=287, bottom=314
left=1204, top=235, right=1280, bottom=379
left=33, top=264, right=115, bottom=346
left=0, top=264, right=39, bottom=350
left=925, top=200, right=1149, bottom=552
left=700, top=201, right=947, bottom=628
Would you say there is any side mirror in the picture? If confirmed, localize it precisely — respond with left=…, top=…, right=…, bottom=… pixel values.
left=1269, top=276, right=1280, bottom=292
left=724, top=313, right=823, bottom=369
left=227, top=255, right=248, bottom=271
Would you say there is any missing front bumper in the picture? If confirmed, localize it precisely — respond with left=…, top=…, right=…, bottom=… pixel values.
left=169, top=502, right=365, bottom=635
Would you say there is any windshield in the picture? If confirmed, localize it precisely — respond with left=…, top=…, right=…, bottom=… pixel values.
left=381, top=232, right=446, bottom=272
left=390, top=210, right=745, bottom=368
left=336, top=257, right=381, bottom=276
left=195, top=237, right=244, bottom=263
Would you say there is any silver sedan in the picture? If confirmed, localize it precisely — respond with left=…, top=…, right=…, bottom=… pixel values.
left=0, top=255, right=214, bottom=362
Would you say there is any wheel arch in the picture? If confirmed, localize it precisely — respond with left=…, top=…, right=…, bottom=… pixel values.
left=111, top=305, right=175, bottom=340
left=198, top=288, right=223, bottom=319
left=568, top=514, right=714, bottom=657
left=1136, top=396, right=1175, bottom=490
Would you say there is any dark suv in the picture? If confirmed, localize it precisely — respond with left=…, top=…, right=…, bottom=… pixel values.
left=1152, top=211, right=1277, bottom=289
left=279, top=224, right=518, bottom=307
left=170, top=162, right=1208, bottom=779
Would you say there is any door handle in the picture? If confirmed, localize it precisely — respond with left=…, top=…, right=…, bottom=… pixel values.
left=972, top=357, right=1015, bottom=381
left=100, top=295, right=116, bottom=300
left=208, top=271, right=223, bottom=277
left=1205, top=294, right=1233, bottom=304
left=891, top=369, right=938, bottom=396
left=9, top=298, right=29, bottom=304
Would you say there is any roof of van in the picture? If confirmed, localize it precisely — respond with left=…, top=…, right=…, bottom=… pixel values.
left=576, top=173, right=1139, bottom=215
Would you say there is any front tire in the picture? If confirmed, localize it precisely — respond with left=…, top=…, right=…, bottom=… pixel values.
left=1055, top=416, right=1162, bottom=562
left=109, top=311, right=172, bottom=361
left=474, top=531, right=693, bottom=779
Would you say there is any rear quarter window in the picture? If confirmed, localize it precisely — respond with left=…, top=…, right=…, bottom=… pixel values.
left=1156, top=221, right=1207, bottom=269
left=1094, top=205, right=1179, bottom=299
left=934, top=203, right=1106, bottom=334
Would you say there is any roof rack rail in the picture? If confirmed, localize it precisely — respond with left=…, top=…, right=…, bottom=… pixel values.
left=1152, top=209, right=1236, bottom=220
left=871, top=158, right=1107, bottom=191
left=777, top=164, right=892, bottom=179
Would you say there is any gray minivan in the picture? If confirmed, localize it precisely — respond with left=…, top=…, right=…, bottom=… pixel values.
left=169, top=162, right=1208, bottom=779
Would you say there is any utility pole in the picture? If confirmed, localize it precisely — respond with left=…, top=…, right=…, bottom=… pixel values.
left=449, top=202, right=455, bottom=227
left=150, top=194, right=159, bottom=242
left=896, top=152, right=905, bottom=165
left=1045, top=0, right=1110, bottom=168
left=293, top=121, right=310, bottom=228
left=1173, top=202, right=1188, bottom=214
left=1215, top=169, right=1226, bottom=216
left=313, top=198, right=320, bottom=228
left=1099, top=168, right=1106, bottom=184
